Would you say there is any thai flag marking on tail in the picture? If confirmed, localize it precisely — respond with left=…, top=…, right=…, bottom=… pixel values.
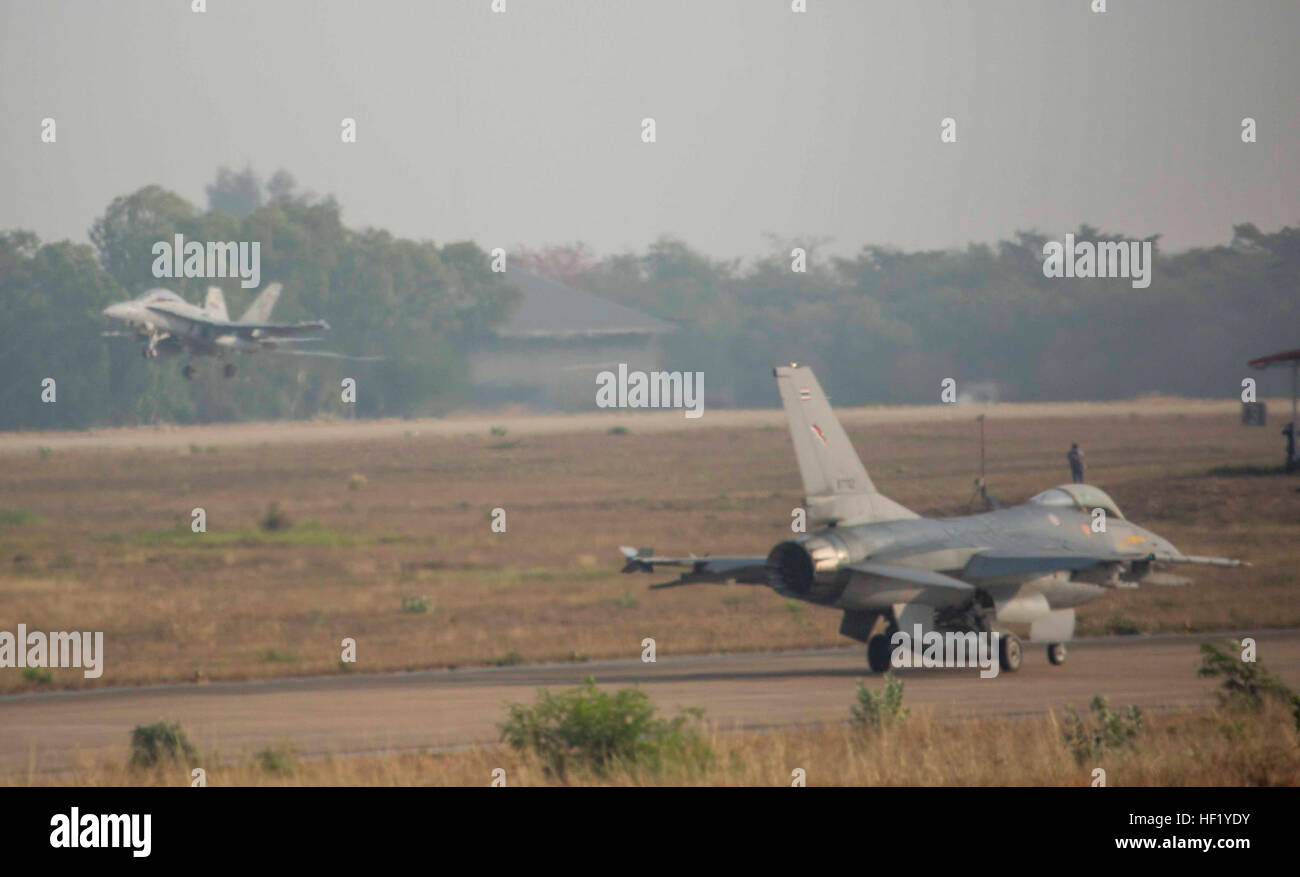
left=798, top=387, right=811, bottom=401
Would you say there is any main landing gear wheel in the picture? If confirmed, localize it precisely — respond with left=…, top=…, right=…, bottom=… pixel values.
left=182, top=364, right=196, bottom=380
left=867, top=634, right=893, bottom=674
left=222, top=363, right=237, bottom=379
left=998, top=632, right=1023, bottom=672
left=1047, top=642, right=1067, bottom=665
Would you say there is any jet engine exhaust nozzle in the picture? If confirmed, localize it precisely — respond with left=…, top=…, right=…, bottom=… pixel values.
left=766, top=534, right=849, bottom=595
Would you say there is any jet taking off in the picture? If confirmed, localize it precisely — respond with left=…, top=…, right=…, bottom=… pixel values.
left=102, top=284, right=377, bottom=379
left=621, top=365, right=1244, bottom=673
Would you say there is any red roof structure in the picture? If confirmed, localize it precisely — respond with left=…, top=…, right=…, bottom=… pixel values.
left=1248, top=349, right=1300, bottom=369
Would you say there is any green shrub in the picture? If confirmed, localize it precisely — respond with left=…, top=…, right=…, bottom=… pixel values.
left=1198, top=640, right=1300, bottom=727
left=1103, top=615, right=1141, bottom=636
left=499, top=677, right=711, bottom=779
left=21, top=667, right=52, bottom=684
left=258, top=648, right=299, bottom=663
left=850, top=673, right=908, bottom=731
left=130, top=720, right=197, bottom=769
left=1060, top=696, right=1143, bottom=763
left=401, top=594, right=431, bottom=614
left=783, top=599, right=808, bottom=625
left=0, top=509, right=41, bottom=528
left=255, top=745, right=298, bottom=775
left=607, top=425, right=630, bottom=435
left=490, top=650, right=526, bottom=667
left=259, top=502, right=291, bottom=531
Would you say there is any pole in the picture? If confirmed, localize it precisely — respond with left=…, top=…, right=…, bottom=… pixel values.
left=1292, top=360, right=1298, bottom=430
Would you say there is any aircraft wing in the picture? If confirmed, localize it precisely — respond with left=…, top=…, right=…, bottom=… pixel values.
left=146, top=306, right=330, bottom=337
left=961, top=551, right=1147, bottom=580
left=619, top=547, right=769, bottom=587
left=238, top=321, right=331, bottom=337
left=963, top=549, right=1244, bottom=581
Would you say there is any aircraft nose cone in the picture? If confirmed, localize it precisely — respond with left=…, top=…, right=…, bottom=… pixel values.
left=102, top=303, right=125, bottom=318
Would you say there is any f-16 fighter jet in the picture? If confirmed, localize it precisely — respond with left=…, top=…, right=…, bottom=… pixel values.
left=621, top=365, right=1243, bottom=673
left=102, top=284, right=376, bottom=379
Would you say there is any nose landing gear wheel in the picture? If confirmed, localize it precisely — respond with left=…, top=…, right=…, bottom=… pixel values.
left=1047, top=642, right=1067, bottom=665
left=998, top=632, right=1023, bottom=672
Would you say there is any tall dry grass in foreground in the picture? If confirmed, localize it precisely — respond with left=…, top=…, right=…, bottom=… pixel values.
left=16, top=703, right=1298, bottom=787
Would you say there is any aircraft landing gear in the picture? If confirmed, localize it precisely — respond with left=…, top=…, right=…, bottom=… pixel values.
left=998, top=632, right=1023, bottom=672
left=222, top=363, right=236, bottom=379
left=867, top=634, right=893, bottom=673
left=1047, top=642, right=1067, bottom=665
left=182, top=364, right=196, bottom=380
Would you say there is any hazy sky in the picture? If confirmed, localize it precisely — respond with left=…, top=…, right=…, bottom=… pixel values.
left=2, top=0, right=1296, bottom=260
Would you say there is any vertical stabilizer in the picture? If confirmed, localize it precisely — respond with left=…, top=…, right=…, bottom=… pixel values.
left=204, top=286, right=229, bottom=321
left=240, top=283, right=282, bottom=322
left=772, top=365, right=917, bottom=525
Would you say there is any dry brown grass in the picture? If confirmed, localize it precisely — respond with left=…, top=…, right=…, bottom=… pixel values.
left=13, top=702, right=1297, bottom=787
left=1, top=405, right=1296, bottom=693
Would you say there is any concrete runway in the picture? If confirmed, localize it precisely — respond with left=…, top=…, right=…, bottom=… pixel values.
left=3, top=629, right=1297, bottom=776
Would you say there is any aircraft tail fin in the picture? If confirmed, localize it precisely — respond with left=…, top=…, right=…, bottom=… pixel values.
left=204, top=286, right=229, bottom=321
left=773, top=365, right=917, bottom=525
left=240, top=282, right=282, bottom=323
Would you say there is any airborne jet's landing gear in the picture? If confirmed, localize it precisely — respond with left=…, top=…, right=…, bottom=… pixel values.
left=998, top=632, right=1023, bottom=672
left=182, top=364, right=196, bottom=381
left=141, top=345, right=158, bottom=359
left=222, top=362, right=236, bottom=379
left=1047, top=643, right=1067, bottom=665
left=867, top=634, right=893, bottom=673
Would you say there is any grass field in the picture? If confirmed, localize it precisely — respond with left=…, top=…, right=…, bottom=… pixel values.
left=1, top=402, right=1297, bottom=694
left=14, top=700, right=1298, bottom=787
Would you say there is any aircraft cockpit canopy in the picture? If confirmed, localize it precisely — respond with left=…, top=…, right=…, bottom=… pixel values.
left=136, top=288, right=183, bottom=304
left=1028, top=485, right=1126, bottom=520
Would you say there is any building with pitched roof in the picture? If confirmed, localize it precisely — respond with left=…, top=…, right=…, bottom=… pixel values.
left=468, top=269, right=675, bottom=409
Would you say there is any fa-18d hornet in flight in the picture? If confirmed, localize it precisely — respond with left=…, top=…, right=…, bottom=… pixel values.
left=621, top=365, right=1243, bottom=673
left=102, top=284, right=377, bottom=379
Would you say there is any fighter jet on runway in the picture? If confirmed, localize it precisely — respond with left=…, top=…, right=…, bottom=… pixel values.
left=621, top=365, right=1244, bottom=673
left=102, top=284, right=378, bottom=379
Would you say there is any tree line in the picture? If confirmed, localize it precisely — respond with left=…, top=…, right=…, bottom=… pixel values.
left=2, top=165, right=1295, bottom=429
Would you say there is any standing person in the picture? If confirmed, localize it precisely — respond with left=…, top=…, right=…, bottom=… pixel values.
left=1067, top=443, right=1085, bottom=483
left=1283, top=423, right=1297, bottom=473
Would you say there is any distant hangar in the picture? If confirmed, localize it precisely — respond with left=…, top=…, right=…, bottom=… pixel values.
left=468, top=269, right=676, bottom=409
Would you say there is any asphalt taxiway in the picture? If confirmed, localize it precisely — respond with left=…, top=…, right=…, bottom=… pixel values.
left=3, top=629, right=1297, bottom=776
